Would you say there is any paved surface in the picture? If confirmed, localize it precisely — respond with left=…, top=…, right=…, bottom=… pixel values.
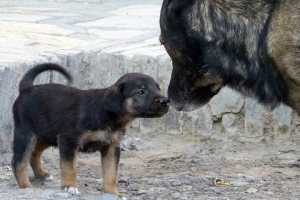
left=0, top=0, right=165, bottom=65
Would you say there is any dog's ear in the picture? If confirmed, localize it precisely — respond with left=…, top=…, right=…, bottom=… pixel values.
left=164, top=0, right=192, bottom=22
left=103, top=84, right=124, bottom=114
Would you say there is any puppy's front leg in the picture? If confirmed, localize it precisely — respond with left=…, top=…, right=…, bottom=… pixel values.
left=101, top=142, right=121, bottom=196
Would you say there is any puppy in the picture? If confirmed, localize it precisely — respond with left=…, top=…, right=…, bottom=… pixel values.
left=11, top=63, right=169, bottom=196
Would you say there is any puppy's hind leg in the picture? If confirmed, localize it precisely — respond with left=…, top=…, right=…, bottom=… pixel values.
left=58, top=137, right=81, bottom=195
left=30, top=140, right=53, bottom=181
left=11, top=125, right=36, bottom=188
left=101, top=142, right=122, bottom=196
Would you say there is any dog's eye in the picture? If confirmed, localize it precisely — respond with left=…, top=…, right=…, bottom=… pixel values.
left=159, top=35, right=165, bottom=45
left=137, top=89, right=146, bottom=96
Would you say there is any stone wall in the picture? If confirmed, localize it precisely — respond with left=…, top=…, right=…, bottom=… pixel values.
left=0, top=49, right=299, bottom=151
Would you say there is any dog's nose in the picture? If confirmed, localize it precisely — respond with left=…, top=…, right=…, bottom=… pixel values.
left=155, top=98, right=170, bottom=107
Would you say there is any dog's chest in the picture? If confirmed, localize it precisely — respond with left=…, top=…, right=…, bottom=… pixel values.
left=79, top=129, right=125, bottom=146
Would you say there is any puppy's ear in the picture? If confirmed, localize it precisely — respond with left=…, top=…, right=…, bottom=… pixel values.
left=103, top=84, right=124, bottom=114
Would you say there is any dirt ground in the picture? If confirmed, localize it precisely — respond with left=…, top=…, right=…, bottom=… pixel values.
left=1, top=132, right=300, bottom=200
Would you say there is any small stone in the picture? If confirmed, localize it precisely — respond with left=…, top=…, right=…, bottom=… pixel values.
left=56, top=192, right=69, bottom=198
left=181, top=185, right=193, bottom=191
left=4, top=165, right=11, bottom=171
left=102, top=193, right=125, bottom=200
left=127, top=184, right=139, bottom=191
left=231, top=181, right=249, bottom=187
left=118, top=176, right=130, bottom=184
left=121, top=136, right=140, bottom=150
left=171, top=180, right=182, bottom=186
left=172, top=192, right=181, bottom=199
left=0, top=175, right=10, bottom=181
left=246, top=188, right=258, bottom=193
left=136, top=190, right=147, bottom=195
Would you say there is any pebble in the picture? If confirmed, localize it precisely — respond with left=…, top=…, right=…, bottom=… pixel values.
left=172, top=192, right=181, bottom=199
left=102, top=193, right=125, bottom=200
left=171, top=180, right=182, bottom=186
left=127, top=184, right=139, bottom=191
left=118, top=176, right=130, bottom=184
left=0, top=175, right=10, bottom=181
left=136, top=190, right=147, bottom=195
left=181, top=185, right=193, bottom=191
left=247, top=188, right=258, bottom=193
left=231, top=181, right=249, bottom=187
left=121, top=136, right=140, bottom=150
left=55, top=193, right=69, bottom=198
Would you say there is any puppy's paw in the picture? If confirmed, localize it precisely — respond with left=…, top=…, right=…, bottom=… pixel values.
left=44, top=175, right=54, bottom=181
left=63, top=187, right=81, bottom=196
left=118, top=193, right=127, bottom=200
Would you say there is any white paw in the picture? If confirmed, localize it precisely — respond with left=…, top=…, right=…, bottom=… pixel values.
left=44, top=175, right=53, bottom=181
left=63, top=187, right=81, bottom=196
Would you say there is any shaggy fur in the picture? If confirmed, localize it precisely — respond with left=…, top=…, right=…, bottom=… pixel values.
left=160, top=0, right=300, bottom=112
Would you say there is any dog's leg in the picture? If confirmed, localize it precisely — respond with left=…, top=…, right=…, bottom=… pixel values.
left=58, top=138, right=80, bottom=196
left=30, top=140, right=52, bottom=181
left=101, top=142, right=121, bottom=196
left=11, top=126, right=36, bottom=188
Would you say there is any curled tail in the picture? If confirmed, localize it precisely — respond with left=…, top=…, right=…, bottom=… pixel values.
left=19, top=63, right=72, bottom=92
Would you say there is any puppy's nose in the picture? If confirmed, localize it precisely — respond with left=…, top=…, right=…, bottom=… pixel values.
left=155, top=98, right=170, bottom=107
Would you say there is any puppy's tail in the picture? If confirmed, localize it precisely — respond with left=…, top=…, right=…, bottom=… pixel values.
left=19, top=63, right=72, bottom=92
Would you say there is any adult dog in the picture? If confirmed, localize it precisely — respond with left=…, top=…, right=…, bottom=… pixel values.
left=12, top=63, right=169, bottom=196
left=159, top=0, right=300, bottom=112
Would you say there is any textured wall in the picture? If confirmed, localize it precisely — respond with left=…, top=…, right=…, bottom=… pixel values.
left=0, top=49, right=299, bottom=151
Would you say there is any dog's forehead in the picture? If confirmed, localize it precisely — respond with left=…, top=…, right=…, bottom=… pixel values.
left=118, top=73, right=158, bottom=88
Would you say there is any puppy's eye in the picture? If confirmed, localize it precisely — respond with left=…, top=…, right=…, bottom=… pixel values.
left=137, top=89, right=146, bottom=96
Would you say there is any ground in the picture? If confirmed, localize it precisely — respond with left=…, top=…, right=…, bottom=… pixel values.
left=1, top=132, right=300, bottom=200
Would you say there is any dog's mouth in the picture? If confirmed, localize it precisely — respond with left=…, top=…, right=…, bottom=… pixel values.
left=141, top=102, right=170, bottom=118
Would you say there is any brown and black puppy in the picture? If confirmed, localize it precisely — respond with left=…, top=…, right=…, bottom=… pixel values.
left=11, top=63, right=169, bottom=196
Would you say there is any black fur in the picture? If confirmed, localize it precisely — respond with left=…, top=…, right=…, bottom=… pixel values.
left=19, top=63, right=72, bottom=92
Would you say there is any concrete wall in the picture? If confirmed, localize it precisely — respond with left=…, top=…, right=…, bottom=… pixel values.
left=0, top=48, right=299, bottom=152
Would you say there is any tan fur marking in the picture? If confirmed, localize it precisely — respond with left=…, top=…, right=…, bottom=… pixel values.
left=102, top=142, right=120, bottom=196
left=30, top=141, right=50, bottom=179
left=14, top=136, right=37, bottom=188
left=124, top=98, right=135, bottom=114
left=79, top=129, right=125, bottom=147
left=14, top=161, right=32, bottom=188
left=60, top=158, right=77, bottom=189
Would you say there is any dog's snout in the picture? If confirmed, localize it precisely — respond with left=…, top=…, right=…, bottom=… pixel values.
left=155, top=98, right=170, bottom=107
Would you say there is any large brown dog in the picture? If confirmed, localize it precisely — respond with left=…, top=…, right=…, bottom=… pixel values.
left=160, top=0, right=300, bottom=112
left=12, top=63, right=169, bottom=196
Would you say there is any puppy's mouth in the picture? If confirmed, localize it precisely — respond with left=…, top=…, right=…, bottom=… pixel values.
left=140, top=110, right=168, bottom=118
left=145, top=102, right=170, bottom=118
